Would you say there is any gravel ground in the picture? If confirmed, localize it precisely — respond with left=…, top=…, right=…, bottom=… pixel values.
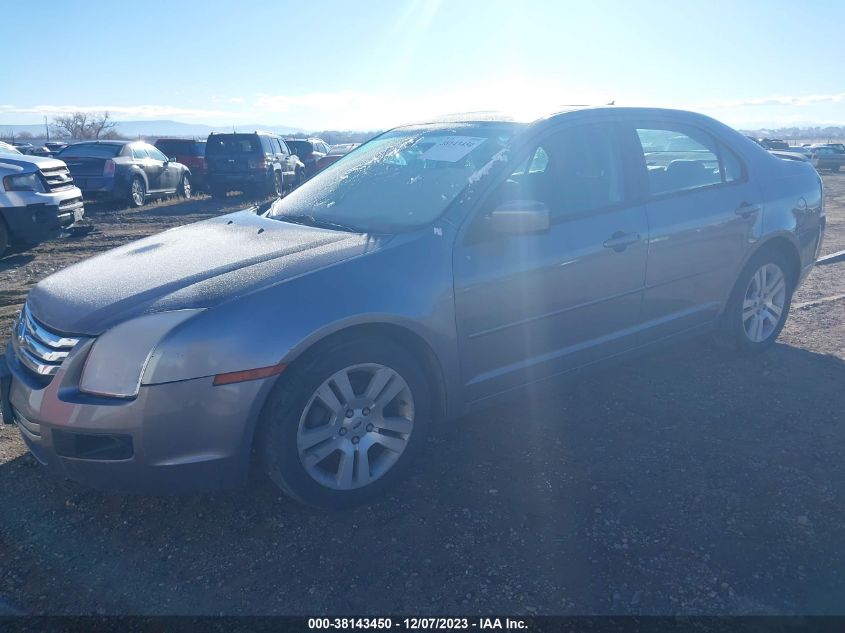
left=0, top=177, right=843, bottom=616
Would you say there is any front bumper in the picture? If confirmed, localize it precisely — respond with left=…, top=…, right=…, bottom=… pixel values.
left=1, top=191, right=84, bottom=244
left=3, top=338, right=273, bottom=493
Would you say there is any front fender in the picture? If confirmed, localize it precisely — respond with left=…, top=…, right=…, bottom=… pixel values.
left=140, top=230, right=462, bottom=410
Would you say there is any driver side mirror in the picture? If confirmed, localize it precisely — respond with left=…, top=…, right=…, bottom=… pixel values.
left=490, top=200, right=550, bottom=235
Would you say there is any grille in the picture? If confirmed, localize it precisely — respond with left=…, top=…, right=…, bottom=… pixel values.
left=39, top=165, right=75, bottom=192
left=58, top=196, right=84, bottom=212
left=11, top=304, right=80, bottom=378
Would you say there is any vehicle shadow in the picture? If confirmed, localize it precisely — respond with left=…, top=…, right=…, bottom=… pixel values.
left=1, top=338, right=843, bottom=616
left=0, top=252, right=35, bottom=272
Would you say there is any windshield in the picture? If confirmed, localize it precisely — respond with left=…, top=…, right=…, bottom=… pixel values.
left=156, top=140, right=205, bottom=156
left=59, top=143, right=122, bottom=158
left=286, top=140, right=313, bottom=156
left=206, top=134, right=261, bottom=154
left=269, top=122, right=520, bottom=233
left=0, top=143, right=22, bottom=156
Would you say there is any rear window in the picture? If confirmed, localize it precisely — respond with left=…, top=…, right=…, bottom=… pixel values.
left=59, top=143, right=122, bottom=158
left=285, top=140, right=313, bottom=156
left=155, top=140, right=205, bottom=156
left=205, top=135, right=261, bottom=154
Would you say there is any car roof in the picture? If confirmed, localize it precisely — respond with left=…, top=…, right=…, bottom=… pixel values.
left=68, top=140, right=132, bottom=146
left=398, top=106, right=740, bottom=130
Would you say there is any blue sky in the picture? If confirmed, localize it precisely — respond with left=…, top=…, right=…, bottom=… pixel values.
left=3, top=0, right=845, bottom=130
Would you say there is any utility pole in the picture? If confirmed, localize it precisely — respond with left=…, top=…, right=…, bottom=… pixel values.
left=44, top=116, right=49, bottom=142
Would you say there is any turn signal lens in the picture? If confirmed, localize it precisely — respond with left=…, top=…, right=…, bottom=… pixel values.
left=213, top=363, right=286, bottom=386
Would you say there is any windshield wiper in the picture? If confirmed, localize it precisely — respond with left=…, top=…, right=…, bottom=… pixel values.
left=276, top=213, right=362, bottom=233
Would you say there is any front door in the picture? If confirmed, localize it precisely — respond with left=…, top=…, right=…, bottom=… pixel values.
left=453, top=122, right=650, bottom=403
left=147, top=144, right=180, bottom=192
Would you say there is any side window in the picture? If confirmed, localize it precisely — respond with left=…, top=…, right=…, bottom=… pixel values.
left=147, top=146, right=168, bottom=162
left=720, top=144, right=744, bottom=183
left=259, top=137, right=273, bottom=154
left=494, top=124, right=623, bottom=218
left=279, top=140, right=290, bottom=155
left=511, top=147, right=549, bottom=177
left=635, top=126, right=721, bottom=195
left=131, top=145, right=149, bottom=160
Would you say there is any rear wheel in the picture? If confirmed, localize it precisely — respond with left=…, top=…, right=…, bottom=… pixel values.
left=256, top=337, right=431, bottom=508
left=831, top=165, right=840, bottom=173
left=271, top=171, right=283, bottom=197
left=210, top=185, right=227, bottom=200
left=722, top=249, right=794, bottom=352
left=0, top=218, right=9, bottom=258
left=128, top=176, right=146, bottom=207
left=178, top=173, right=192, bottom=199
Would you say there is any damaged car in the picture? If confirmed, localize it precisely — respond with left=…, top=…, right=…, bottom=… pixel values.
left=1, top=107, right=825, bottom=508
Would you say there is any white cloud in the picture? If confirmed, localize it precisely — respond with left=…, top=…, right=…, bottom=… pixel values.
left=0, top=103, right=242, bottom=121
left=706, top=93, right=845, bottom=109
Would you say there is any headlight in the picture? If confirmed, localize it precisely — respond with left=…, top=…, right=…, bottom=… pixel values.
left=3, top=172, right=46, bottom=192
left=79, top=310, right=203, bottom=398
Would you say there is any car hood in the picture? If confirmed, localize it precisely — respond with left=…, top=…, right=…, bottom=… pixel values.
left=0, top=154, right=67, bottom=172
left=27, top=210, right=384, bottom=335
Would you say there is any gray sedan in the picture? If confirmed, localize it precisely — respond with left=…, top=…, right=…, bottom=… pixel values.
left=1, top=107, right=825, bottom=508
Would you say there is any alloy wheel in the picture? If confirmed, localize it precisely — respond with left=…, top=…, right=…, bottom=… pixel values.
left=131, top=179, right=145, bottom=206
left=296, top=363, right=415, bottom=490
left=742, top=262, right=787, bottom=343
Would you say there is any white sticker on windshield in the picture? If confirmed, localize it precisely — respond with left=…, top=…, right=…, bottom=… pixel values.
left=419, top=136, right=487, bottom=162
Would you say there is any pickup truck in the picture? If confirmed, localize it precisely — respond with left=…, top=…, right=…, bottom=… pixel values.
left=0, top=141, right=85, bottom=257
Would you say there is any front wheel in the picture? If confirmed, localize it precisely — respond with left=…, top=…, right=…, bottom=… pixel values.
left=256, top=337, right=431, bottom=508
left=722, top=250, right=794, bottom=352
left=271, top=171, right=283, bottom=197
left=178, top=173, right=192, bottom=199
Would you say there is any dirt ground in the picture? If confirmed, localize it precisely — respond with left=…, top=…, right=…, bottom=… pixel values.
left=0, top=178, right=843, bottom=616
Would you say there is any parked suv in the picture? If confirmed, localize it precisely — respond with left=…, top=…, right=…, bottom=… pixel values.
left=0, top=141, right=84, bottom=257
left=154, top=139, right=207, bottom=190
left=206, top=132, right=303, bottom=199
left=284, top=138, right=329, bottom=178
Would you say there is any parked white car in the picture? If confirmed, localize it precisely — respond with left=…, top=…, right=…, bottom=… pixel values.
left=0, top=141, right=84, bottom=257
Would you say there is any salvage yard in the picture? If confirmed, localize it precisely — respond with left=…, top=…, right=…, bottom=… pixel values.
left=0, top=176, right=843, bottom=615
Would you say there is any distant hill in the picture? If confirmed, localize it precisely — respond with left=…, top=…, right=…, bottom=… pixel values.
left=0, top=119, right=305, bottom=139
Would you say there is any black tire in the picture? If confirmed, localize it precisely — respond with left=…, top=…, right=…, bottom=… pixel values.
left=271, top=171, right=283, bottom=197
left=128, top=176, right=146, bottom=208
left=178, top=173, right=192, bottom=199
left=210, top=185, right=227, bottom=200
left=720, top=248, right=795, bottom=353
left=0, top=217, right=9, bottom=258
left=295, top=168, right=306, bottom=188
left=256, top=336, right=432, bottom=509
left=831, top=165, right=840, bottom=173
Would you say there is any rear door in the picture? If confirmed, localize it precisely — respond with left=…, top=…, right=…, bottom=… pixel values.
left=277, top=139, right=297, bottom=185
left=452, top=121, right=650, bottom=402
left=131, top=144, right=162, bottom=192
left=624, top=121, right=761, bottom=341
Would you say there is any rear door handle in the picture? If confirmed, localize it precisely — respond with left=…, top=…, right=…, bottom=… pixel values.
left=735, top=202, right=761, bottom=218
left=603, top=231, right=640, bottom=251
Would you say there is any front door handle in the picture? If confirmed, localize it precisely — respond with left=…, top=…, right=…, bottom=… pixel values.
left=603, top=231, right=640, bottom=252
left=735, top=202, right=761, bottom=218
